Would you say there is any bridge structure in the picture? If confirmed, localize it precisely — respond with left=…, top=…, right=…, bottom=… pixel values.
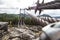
left=18, top=8, right=60, bottom=27
left=18, top=9, right=26, bottom=27
left=27, top=0, right=60, bottom=14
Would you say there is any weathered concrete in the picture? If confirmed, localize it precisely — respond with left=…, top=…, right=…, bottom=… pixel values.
left=0, top=22, right=8, bottom=40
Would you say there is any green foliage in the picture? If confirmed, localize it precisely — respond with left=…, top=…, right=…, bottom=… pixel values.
left=24, top=18, right=39, bottom=25
left=0, top=13, right=39, bottom=25
left=0, top=13, right=18, bottom=25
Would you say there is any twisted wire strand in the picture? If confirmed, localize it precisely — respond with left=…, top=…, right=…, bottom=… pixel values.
left=25, top=11, right=60, bottom=27
left=40, top=17, right=60, bottom=23
left=27, top=13, right=49, bottom=27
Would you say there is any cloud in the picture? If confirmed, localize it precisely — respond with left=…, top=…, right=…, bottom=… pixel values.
left=0, top=0, right=54, bottom=8
left=0, top=8, right=19, bottom=14
left=0, top=0, right=57, bottom=14
left=0, top=0, right=4, bottom=4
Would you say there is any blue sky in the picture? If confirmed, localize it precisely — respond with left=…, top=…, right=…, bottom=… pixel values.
left=0, top=0, right=60, bottom=17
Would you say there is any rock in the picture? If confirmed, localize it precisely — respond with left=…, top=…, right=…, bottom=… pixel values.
left=3, top=25, right=41, bottom=40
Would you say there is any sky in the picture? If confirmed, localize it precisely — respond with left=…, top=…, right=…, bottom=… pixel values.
left=0, top=0, right=54, bottom=8
left=0, top=0, right=60, bottom=16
